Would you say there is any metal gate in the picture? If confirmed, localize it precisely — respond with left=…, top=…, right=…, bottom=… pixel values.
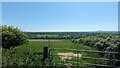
left=42, top=46, right=120, bottom=68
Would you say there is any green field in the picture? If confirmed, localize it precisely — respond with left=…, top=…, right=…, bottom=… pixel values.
left=2, top=32, right=120, bottom=67
left=22, top=39, right=94, bottom=53
left=36, top=34, right=58, bottom=37
left=2, top=39, right=98, bottom=67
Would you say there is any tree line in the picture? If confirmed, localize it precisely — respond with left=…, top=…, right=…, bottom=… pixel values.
left=71, top=34, right=120, bottom=66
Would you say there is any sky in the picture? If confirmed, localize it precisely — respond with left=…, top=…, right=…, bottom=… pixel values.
left=2, top=0, right=120, bottom=2
left=2, top=2, right=118, bottom=32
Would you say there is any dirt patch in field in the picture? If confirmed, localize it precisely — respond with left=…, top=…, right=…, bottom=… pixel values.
left=58, top=52, right=82, bottom=60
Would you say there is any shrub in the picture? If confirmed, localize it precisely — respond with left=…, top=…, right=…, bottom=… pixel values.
left=2, top=25, right=28, bottom=49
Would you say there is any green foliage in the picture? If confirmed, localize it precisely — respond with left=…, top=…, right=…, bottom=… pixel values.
left=26, top=32, right=107, bottom=39
left=72, top=34, right=120, bottom=53
left=2, top=39, right=93, bottom=67
left=2, top=25, right=28, bottom=49
left=2, top=30, right=120, bottom=67
left=72, top=34, right=120, bottom=66
left=2, top=47, right=42, bottom=67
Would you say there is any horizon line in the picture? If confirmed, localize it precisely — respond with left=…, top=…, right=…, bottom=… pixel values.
left=23, top=30, right=118, bottom=32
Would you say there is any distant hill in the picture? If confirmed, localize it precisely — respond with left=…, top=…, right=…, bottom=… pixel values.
left=95, top=30, right=104, bottom=32
left=94, top=30, right=118, bottom=34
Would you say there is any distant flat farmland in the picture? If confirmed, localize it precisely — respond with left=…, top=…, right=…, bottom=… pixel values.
left=36, top=34, right=58, bottom=37
left=29, top=39, right=62, bottom=41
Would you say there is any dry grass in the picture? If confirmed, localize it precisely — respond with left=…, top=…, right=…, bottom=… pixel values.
left=58, top=52, right=82, bottom=60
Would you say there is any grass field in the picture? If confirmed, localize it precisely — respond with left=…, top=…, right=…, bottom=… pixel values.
left=27, top=39, right=93, bottom=51
left=2, top=39, right=104, bottom=67
left=36, top=34, right=58, bottom=38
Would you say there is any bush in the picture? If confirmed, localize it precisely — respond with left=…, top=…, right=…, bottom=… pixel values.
left=2, top=25, right=28, bottom=49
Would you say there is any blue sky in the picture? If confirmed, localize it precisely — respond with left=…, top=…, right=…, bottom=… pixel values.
left=2, top=2, right=118, bottom=32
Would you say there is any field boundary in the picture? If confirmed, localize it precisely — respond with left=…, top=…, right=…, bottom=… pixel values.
left=42, top=46, right=120, bottom=68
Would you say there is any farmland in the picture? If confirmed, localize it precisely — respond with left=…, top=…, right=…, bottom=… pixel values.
left=2, top=32, right=120, bottom=67
left=2, top=39, right=94, bottom=67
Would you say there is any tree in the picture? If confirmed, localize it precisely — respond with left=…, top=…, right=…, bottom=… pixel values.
left=2, top=25, right=28, bottom=49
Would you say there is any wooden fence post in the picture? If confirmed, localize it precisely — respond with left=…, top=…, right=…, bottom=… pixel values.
left=43, top=46, right=49, bottom=61
left=112, top=53, right=115, bottom=67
